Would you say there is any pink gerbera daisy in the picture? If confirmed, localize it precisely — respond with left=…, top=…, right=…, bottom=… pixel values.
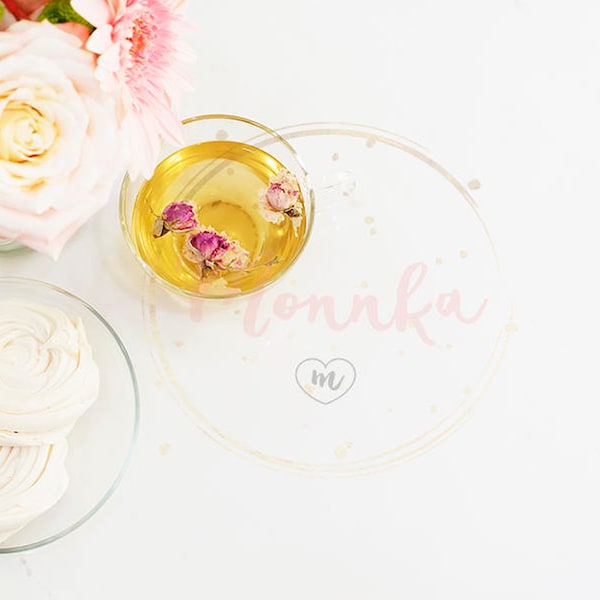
left=71, top=0, right=194, bottom=178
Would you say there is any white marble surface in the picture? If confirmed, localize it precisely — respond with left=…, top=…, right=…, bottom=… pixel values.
left=2, top=0, right=600, bottom=597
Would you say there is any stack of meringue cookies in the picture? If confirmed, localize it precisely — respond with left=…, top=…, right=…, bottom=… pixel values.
left=0, top=301, right=99, bottom=545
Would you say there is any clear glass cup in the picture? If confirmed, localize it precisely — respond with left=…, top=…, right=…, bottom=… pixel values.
left=120, top=114, right=315, bottom=300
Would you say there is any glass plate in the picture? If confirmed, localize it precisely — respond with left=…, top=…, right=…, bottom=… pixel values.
left=142, top=122, right=514, bottom=476
left=0, top=278, right=139, bottom=553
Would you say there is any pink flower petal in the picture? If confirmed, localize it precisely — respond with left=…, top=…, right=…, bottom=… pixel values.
left=79, top=0, right=193, bottom=177
left=55, top=22, right=91, bottom=44
left=86, top=25, right=113, bottom=55
left=71, top=0, right=111, bottom=27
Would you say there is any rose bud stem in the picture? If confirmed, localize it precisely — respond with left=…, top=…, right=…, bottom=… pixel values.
left=242, top=257, right=280, bottom=273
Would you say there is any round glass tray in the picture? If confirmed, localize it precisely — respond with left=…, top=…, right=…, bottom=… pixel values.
left=0, top=278, right=139, bottom=553
left=143, top=122, right=514, bottom=476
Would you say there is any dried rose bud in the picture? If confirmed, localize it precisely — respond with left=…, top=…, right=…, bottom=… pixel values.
left=187, top=229, right=230, bottom=262
left=265, top=183, right=296, bottom=211
left=265, top=170, right=299, bottom=210
left=184, top=227, right=249, bottom=275
left=259, top=169, right=303, bottom=229
left=153, top=201, right=198, bottom=237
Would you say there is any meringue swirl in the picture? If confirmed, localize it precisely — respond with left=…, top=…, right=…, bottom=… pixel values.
left=0, top=301, right=100, bottom=446
left=0, top=442, right=68, bottom=544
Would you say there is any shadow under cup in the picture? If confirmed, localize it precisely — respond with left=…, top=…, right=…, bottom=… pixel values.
left=120, top=114, right=315, bottom=300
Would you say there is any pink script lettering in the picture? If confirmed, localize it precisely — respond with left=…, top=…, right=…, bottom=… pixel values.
left=241, top=262, right=487, bottom=345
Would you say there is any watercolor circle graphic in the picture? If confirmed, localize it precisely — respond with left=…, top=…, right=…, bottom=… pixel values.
left=143, top=122, right=514, bottom=475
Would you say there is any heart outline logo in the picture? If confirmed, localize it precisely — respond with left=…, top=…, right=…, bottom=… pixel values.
left=295, top=358, right=357, bottom=405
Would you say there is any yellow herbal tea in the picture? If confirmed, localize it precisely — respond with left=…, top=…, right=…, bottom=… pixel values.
left=131, top=140, right=307, bottom=295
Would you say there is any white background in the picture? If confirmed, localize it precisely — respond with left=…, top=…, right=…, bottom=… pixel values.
left=2, top=0, right=600, bottom=597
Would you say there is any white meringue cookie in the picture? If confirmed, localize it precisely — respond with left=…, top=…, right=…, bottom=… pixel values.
left=0, top=301, right=100, bottom=445
left=0, top=441, right=68, bottom=544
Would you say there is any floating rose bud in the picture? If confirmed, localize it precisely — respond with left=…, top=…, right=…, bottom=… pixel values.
left=266, top=170, right=299, bottom=210
left=184, top=227, right=249, bottom=276
left=153, top=201, right=198, bottom=237
left=259, top=169, right=303, bottom=232
left=266, top=182, right=296, bottom=211
left=187, top=229, right=230, bottom=263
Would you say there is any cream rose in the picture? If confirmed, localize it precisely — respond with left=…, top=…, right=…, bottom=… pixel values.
left=0, top=20, right=123, bottom=258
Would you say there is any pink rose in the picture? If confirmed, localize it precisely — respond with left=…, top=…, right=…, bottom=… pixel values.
left=0, top=21, right=123, bottom=258
left=162, top=202, right=197, bottom=230
left=258, top=169, right=303, bottom=230
left=188, top=230, right=231, bottom=263
left=184, top=228, right=249, bottom=274
left=266, top=183, right=296, bottom=211
left=265, top=171, right=299, bottom=211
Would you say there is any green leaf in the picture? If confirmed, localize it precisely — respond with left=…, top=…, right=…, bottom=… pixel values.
left=0, top=5, right=5, bottom=21
left=37, top=0, right=93, bottom=30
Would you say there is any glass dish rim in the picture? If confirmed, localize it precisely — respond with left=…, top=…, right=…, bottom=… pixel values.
left=119, top=113, right=316, bottom=301
left=0, top=276, right=140, bottom=554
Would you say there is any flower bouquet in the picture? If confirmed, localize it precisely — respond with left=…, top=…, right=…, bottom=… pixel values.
left=0, top=0, right=193, bottom=257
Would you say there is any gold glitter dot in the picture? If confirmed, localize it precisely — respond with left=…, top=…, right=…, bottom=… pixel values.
left=398, top=350, right=405, bottom=357
left=304, top=383, right=315, bottom=394
left=460, top=250, right=468, bottom=259
left=242, top=356, right=248, bottom=362
left=429, top=405, right=438, bottom=414
left=360, top=281, right=368, bottom=288
left=174, top=340, right=184, bottom=348
left=435, top=257, right=443, bottom=265
left=335, top=442, right=353, bottom=459
left=505, top=322, right=519, bottom=334
left=159, top=443, right=171, bottom=456
left=332, top=153, right=339, bottom=161
left=369, top=227, right=377, bottom=236
left=366, top=136, right=377, bottom=148
left=364, top=216, right=375, bottom=224
left=468, top=179, right=481, bottom=190
left=330, top=344, right=337, bottom=351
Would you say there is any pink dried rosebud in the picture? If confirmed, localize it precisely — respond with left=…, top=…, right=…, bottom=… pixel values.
left=259, top=169, right=303, bottom=232
left=265, top=170, right=299, bottom=211
left=265, top=183, right=294, bottom=211
left=184, top=227, right=249, bottom=275
left=153, top=201, right=198, bottom=237
left=188, top=229, right=230, bottom=262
